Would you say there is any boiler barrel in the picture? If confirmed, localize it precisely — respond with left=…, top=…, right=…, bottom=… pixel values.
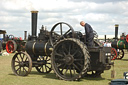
left=111, top=40, right=128, bottom=49
left=25, top=41, right=53, bottom=56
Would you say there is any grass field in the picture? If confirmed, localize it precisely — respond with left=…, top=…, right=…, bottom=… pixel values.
left=0, top=51, right=128, bottom=85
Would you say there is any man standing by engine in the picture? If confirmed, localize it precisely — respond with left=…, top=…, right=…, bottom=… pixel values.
left=80, top=21, right=94, bottom=47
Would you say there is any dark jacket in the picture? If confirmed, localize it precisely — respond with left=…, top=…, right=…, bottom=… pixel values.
left=84, top=23, right=94, bottom=40
left=84, top=23, right=94, bottom=46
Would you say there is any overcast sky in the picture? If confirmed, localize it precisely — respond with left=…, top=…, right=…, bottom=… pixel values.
left=0, top=0, right=128, bottom=38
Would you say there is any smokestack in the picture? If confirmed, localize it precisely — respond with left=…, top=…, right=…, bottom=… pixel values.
left=104, top=35, right=106, bottom=42
left=115, top=24, right=119, bottom=40
left=31, top=11, right=38, bottom=40
left=24, top=31, right=27, bottom=40
left=3, top=34, right=6, bottom=41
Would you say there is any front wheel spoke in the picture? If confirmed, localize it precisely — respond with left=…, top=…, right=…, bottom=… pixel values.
left=23, top=67, right=27, bottom=73
left=16, top=67, right=20, bottom=72
left=15, top=61, right=20, bottom=63
left=15, top=64, right=20, bottom=67
left=46, top=63, right=51, bottom=64
left=16, top=57, right=20, bottom=62
left=25, top=57, right=28, bottom=62
left=22, top=67, right=25, bottom=74
left=19, top=67, right=21, bottom=75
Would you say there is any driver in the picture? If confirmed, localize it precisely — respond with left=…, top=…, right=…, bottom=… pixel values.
left=80, top=21, right=94, bottom=47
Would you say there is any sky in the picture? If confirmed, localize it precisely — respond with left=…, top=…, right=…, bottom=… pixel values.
left=0, top=0, right=128, bottom=38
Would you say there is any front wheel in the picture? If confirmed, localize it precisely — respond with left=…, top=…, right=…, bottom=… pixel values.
left=11, top=52, right=32, bottom=76
left=6, top=40, right=17, bottom=53
left=116, top=49, right=124, bottom=59
left=111, top=48, right=117, bottom=60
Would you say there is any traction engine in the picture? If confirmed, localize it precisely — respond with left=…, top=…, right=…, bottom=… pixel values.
left=11, top=11, right=113, bottom=81
left=111, top=25, right=128, bottom=59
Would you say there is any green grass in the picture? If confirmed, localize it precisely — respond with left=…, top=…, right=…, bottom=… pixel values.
left=0, top=51, right=128, bottom=85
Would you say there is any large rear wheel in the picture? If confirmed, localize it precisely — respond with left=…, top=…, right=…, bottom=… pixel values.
left=51, top=38, right=90, bottom=81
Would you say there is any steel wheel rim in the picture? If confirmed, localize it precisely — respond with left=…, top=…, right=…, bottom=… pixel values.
left=50, top=22, right=75, bottom=46
left=6, top=40, right=17, bottom=53
left=11, top=52, right=32, bottom=76
left=52, top=40, right=85, bottom=80
left=117, top=49, right=124, bottom=59
left=6, top=41, right=14, bottom=53
left=126, top=34, right=128, bottom=43
left=111, top=48, right=117, bottom=60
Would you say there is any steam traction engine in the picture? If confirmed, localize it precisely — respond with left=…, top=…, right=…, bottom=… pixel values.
left=5, top=34, right=27, bottom=53
left=1, top=31, right=27, bottom=53
left=11, top=11, right=113, bottom=81
left=111, top=25, right=128, bottom=59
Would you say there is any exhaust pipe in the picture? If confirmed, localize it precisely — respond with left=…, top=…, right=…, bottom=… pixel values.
left=105, top=35, right=106, bottom=42
left=31, top=11, right=38, bottom=41
left=115, top=24, right=119, bottom=41
left=24, top=31, right=27, bottom=40
left=3, top=34, right=6, bottom=41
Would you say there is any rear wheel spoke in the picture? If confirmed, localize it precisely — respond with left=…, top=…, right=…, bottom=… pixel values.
left=60, top=64, right=66, bottom=73
left=69, top=66, right=72, bottom=77
left=64, top=66, right=69, bottom=75
left=73, top=63, right=81, bottom=72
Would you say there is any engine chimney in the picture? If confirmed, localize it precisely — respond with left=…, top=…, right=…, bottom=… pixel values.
left=115, top=24, right=119, bottom=41
left=31, top=11, right=38, bottom=41
left=3, top=33, right=6, bottom=41
left=104, top=35, right=106, bottom=42
left=24, top=31, right=27, bottom=40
